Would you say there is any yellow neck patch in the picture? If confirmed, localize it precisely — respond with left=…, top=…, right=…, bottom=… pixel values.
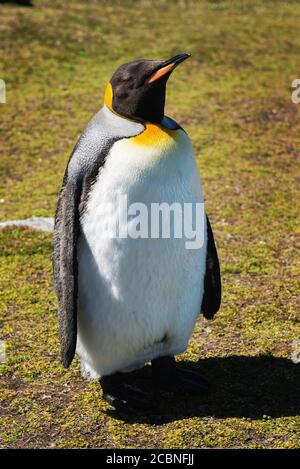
left=131, top=123, right=180, bottom=147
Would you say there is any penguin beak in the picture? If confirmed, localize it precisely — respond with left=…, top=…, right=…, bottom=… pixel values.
left=146, top=52, right=191, bottom=84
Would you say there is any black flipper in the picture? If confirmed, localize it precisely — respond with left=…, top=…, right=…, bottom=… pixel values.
left=201, top=215, right=221, bottom=319
left=53, top=176, right=82, bottom=368
left=52, top=106, right=144, bottom=368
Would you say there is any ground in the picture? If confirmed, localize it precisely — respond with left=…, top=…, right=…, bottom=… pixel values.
left=0, top=0, right=300, bottom=449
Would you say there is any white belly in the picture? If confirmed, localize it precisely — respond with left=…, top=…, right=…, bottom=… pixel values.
left=76, top=130, right=207, bottom=379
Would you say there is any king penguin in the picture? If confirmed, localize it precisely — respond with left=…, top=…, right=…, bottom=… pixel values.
left=53, top=53, right=221, bottom=411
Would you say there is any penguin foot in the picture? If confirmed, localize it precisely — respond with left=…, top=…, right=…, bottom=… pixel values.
left=100, top=373, right=152, bottom=412
left=151, top=356, right=209, bottom=394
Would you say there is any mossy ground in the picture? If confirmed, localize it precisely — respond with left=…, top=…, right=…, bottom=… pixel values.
left=0, top=0, right=299, bottom=449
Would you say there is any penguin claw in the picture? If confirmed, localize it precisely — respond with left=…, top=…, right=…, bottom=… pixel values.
left=100, top=376, right=153, bottom=412
left=173, top=368, right=209, bottom=394
left=156, top=369, right=209, bottom=394
left=152, top=356, right=209, bottom=394
left=104, top=388, right=152, bottom=412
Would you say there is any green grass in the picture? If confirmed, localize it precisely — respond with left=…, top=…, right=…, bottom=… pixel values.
left=0, top=0, right=299, bottom=449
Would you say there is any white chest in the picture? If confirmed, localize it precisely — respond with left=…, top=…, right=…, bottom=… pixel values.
left=76, top=129, right=207, bottom=378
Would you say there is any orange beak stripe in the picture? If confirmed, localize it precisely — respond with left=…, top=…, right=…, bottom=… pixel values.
left=146, top=63, right=175, bottom=84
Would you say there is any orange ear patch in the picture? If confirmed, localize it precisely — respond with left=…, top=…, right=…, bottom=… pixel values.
left=146, top=63, right=175, bottom=84
left=104, top=82, right=113, bottom=110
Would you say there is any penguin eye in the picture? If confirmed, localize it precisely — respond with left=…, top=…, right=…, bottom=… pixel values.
left=119, top=73, right=132, bottom=83
left=119, top=80, right=134, bottom=91
left=115, top=89, right=129, bottom=99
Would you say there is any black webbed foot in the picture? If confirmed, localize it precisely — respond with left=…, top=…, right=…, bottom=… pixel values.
left=100, top=372, right=152, bottom=412
left=151, top=356, right=209, bottom=394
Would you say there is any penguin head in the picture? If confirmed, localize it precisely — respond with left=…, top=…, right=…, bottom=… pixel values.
left=104, top=53, right=191, bottom=123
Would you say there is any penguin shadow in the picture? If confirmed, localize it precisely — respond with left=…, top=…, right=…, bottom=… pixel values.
left=106, top=355, right=300, bottom=424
